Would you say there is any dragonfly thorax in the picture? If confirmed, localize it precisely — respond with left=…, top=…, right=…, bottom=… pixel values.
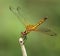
left=26, top=25, right=36, bottom=31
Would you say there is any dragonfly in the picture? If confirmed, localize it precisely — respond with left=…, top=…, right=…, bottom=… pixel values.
left=9, top=6, right=57, bottom=40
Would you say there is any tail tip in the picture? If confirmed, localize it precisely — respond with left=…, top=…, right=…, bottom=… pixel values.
left=44, top=17, right=48, bottom=20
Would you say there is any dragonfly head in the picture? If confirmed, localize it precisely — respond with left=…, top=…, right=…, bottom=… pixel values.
left=21, top=31, right=27, bottom=35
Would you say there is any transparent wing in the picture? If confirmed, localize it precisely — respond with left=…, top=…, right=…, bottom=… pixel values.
left=17, top=7, right=29, bottom=25
left=35, top=28, right=57, bottom=36
left=9, top=6, right=27, bottom=27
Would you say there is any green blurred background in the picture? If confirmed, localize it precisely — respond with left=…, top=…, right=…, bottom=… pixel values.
left=0, top=0, right=60, bottom=56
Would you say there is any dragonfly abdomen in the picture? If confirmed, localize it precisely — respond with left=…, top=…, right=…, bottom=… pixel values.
left=33, top=17, right=47, bottom=29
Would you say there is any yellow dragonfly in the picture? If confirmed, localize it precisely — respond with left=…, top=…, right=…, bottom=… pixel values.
left=9, top=6, right=57, bottom=40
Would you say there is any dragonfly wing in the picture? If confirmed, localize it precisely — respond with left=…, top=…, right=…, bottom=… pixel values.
left=9, top=6, right=27, bottom=27
left=17, top=7, right=29, bottom=25
left=35, top=28, right=57, bottom=36
left=9, top=6, right=20, bottom=18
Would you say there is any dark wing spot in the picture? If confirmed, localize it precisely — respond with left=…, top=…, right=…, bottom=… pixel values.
left=50, top=33, right=57, bottom=36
